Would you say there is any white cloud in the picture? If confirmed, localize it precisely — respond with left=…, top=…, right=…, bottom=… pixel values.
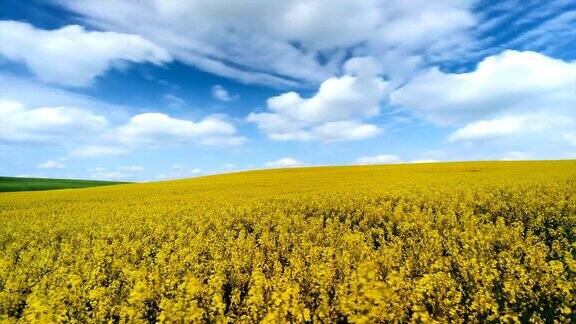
left=409, top=159, right=440, bottom=164
left=1, top=96, right=245, bottom=157
left=200, top=136, right=247, bottom=146
left=118, top=165, right=144, bottom=172
left=0, top=100, right=109, bottom=144
left=355, top=154, right=400, bottom=165
left=265, top=57, right=385, bottom=123
left=85, top=165, right=144, bottom=180
left=373, top=2, right=475, bottom=53
left=506, top=10, right=576, bottom=54
left=310, top=121, right=382, bottom=142
left=500, top=151, right=530, bottom=161
left=116, top=112, right=244, bottom=146
left=409, top=150, right=444, bottom=164
left=391, top=51, right=576, bottom=125
left=391, top=50, right=576, bottom=150
left=265, top=158, right=303, bottom=168
left=0, top=20, right=170, bottom=87
left=448, top=114, right=572, bottom=142
left=155, top=174, right=169, bottom=180
left=88, top=167, right=106, bottom=172
left=60, top=0, right=477, bottom=86
left=38, top=160, right=66, bottom=169
left=212, top=85, right=235, bottom=101
left=88, top=171, right=130, bottom=181
left=156, top=167, right=202, bottom=180
left=0, top=72, right=131, bottom=119
left=71, top=145, right=129, bottom=157
left=565, top=133, right=576, bottom=146
left=163, top=94, right=187, bottom=108
left=248, top=57, right=387, bottom=141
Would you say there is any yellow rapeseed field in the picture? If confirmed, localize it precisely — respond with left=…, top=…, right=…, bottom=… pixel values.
left=1, top=161, right=575, bottom=322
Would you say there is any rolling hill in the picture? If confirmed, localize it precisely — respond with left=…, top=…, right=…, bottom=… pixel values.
left=1, top=161, right=575, bottom=322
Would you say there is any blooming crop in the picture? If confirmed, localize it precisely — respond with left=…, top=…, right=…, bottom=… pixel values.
left=0, top=161, right=575, bottom=322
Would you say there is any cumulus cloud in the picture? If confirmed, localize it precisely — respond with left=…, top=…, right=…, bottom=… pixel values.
left=448, top=114, right=572, bottom=142
left=248, top=57, right=387, bottom=141
left=0, top=100, right=109, bottom=144
left=391, top=50, right=576, bottom=125
left=88, top=167, right=107, bottom=172
left=1, top=98, right=245, bottom=159
left=310, top=121, right=382, bottom=142
left=71, top=145, right=129, bottom=157
left=88, top=171, right=131, bottom=181
left=264, top=57, right=385, bottom=123
left=59, top=0, right=477, bottom=86
left=500, top=151, right=531, bottom=161
left=409, top=159, right=441, bottom=164
left=355, top=154, right=400, bottom=165
left=38, top=160, right=66, bottom=169
left=156, top=167, right=202, bottom=180
left=390, top=50, right=576, bottom=148
left=0, top=75, right=245, bottom=152
left=0, top=20, right=170, bottom=86
left=212, top=85, right=235, bottom=101
left=118, top=165, right=144, bottom=172
left=86, top=165, right=143, bottom=180
left=265, top=158, right=303, bottom=168
left=565, top=134, right=576, bottom=146
left=116, top=112, right=245, bottom=146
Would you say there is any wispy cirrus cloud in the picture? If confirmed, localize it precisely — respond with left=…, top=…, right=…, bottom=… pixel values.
left=59, top=0, right=478, bottom=87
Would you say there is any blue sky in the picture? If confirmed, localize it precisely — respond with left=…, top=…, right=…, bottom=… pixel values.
left=0, top=0, right=575, bottom=181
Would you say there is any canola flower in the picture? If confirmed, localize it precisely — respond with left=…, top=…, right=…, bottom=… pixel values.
left=0, top=161, right=575, bottom=322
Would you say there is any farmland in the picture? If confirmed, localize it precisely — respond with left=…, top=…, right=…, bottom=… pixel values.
left=0, top=176, right=127, bottom=192
left=0, top=161, right=575, bottom=322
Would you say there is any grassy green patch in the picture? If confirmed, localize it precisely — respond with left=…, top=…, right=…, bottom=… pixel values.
left=0, top=176, right=128, bottom=192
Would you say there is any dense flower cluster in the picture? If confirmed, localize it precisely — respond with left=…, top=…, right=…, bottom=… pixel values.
left=1, top=161, right=575, bottom=322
